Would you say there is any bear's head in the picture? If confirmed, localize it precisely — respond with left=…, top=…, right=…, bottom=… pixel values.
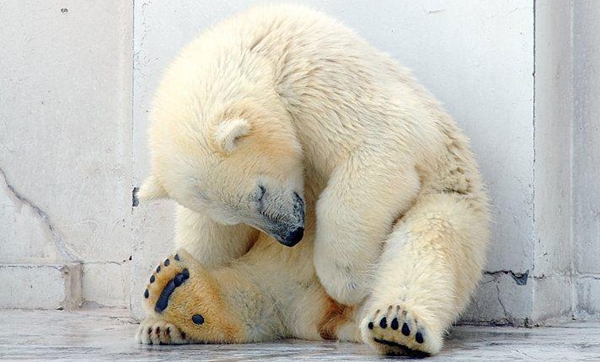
left=139, top=98, right=306, bottom=247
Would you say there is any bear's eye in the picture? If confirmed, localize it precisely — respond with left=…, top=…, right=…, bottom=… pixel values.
left=256, top=185, right=266, bottom=202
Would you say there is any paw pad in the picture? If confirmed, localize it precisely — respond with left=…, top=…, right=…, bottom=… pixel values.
left=416, top=331, right=424, bottom=344
left=379, top=317, right=387, bottom=328
left=155, top=269, right=190, bottom=313
left=401, top=323, right=410, bottom=336
left=192, top=314, right=204, bottom=325
left=391, top=318, right=399, bottom=330
left=364, top=304, right=435, bottom=356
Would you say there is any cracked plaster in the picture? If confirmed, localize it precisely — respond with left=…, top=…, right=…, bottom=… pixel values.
left=0, top=166, right=79, bottom=262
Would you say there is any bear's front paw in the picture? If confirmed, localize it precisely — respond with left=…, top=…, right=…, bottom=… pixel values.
left=136, top=317, right=189, bottom=345
left=139, top=249, right=243, bottom=344
left=361, top=303, right=442, bottom=356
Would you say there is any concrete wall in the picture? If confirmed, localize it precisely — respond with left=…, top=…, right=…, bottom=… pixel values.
left=530, top=0, right=574, bottom=323
left=573, top=0, right=600, bottom=319
left=1, top=0, right=598, bottom=326
left=0, top=1, right=133, bottom=309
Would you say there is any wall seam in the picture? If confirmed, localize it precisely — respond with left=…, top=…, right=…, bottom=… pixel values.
left=129, top=0, right=137, bottom=313
left=531, top=0, right=537, bottom=285
left=569, top=0, right=577, bottom=319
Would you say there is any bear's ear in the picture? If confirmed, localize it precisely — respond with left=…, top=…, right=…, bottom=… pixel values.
left=213, top=118, right=251, bottom=154
left=138, top=175, right=168, bottom=200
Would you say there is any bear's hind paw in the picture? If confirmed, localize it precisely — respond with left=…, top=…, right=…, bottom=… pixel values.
left=138, top=249, right=246, bottom=344
left=142, top=251, right=196, bottom=315
left=361, top=304, right=442, bottom=356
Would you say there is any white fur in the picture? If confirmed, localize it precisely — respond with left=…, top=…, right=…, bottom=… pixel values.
left=139, top=4, right=489, bottom=355
left=213, top=118, right=251, bottom=154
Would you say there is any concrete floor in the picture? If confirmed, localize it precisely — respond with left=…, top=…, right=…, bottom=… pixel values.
left=0, top=309, right=599, bottom=361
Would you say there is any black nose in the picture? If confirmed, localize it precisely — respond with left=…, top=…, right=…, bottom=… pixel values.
left=284, top=227, right=304, bottom=247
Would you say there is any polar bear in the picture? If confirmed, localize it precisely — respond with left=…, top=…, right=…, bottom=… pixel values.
left=135, top=4, right=489, bottom=356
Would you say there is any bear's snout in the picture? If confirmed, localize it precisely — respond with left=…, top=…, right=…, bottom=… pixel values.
left=282, top=226, right=304, bottom=247
left=255, top=188, right=305, bottom=247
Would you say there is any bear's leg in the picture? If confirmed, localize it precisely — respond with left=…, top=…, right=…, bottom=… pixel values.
left=136, top=246, right=359, bottom=344
left=136, top=207, right=259, bottom=344
left=136, top=248, right=280, bottom=344
left=314, top=157, right=421, bottom=305
left=360, top=193, right=488, bottom=356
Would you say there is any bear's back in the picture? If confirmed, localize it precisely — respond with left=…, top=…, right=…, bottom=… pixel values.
left=156, top=4, right=478, bottom=188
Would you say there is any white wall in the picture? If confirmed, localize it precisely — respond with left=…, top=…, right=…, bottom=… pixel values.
left=531, top=0, right=574, bottom=322
left=573, top=0, right=600, bottom=318
left=0, top=1, right=133, bottom=308
left=1, top=0, right=598, bottom=326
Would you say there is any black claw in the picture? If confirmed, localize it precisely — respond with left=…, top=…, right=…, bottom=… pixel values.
left=192, top=314, right=205, bottom=325
left=164, top=259, right=170, bottom=266
left=182, top=268, right=190, bottom=280
left=402, top=323, right=410, bottom=336
left=174, top=254, right=180, bottom=261
left=173, top=273, right=184, bottom=287
left=379, top=317, right=387, bottom=329
left=368, top=322, right=374, bottom=330
left=144, top=289, right=149, bottom=298
left=391, top=318, right=399, bottom=330
left=416, top=331, right=424, bottom=344
left=149, top=275, right=155, bottom=283
left=156, top=265, right=161, bottom=273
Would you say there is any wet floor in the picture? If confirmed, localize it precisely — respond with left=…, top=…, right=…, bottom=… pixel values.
left=0, top=309, right=599, bottom=361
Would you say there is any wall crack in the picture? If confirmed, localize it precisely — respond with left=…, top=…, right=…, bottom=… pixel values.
left=495, top=283, right=514, bottom=325
left=484, top=269, right=530, bottom=285
left=0, top=165, right=80, bottom=262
